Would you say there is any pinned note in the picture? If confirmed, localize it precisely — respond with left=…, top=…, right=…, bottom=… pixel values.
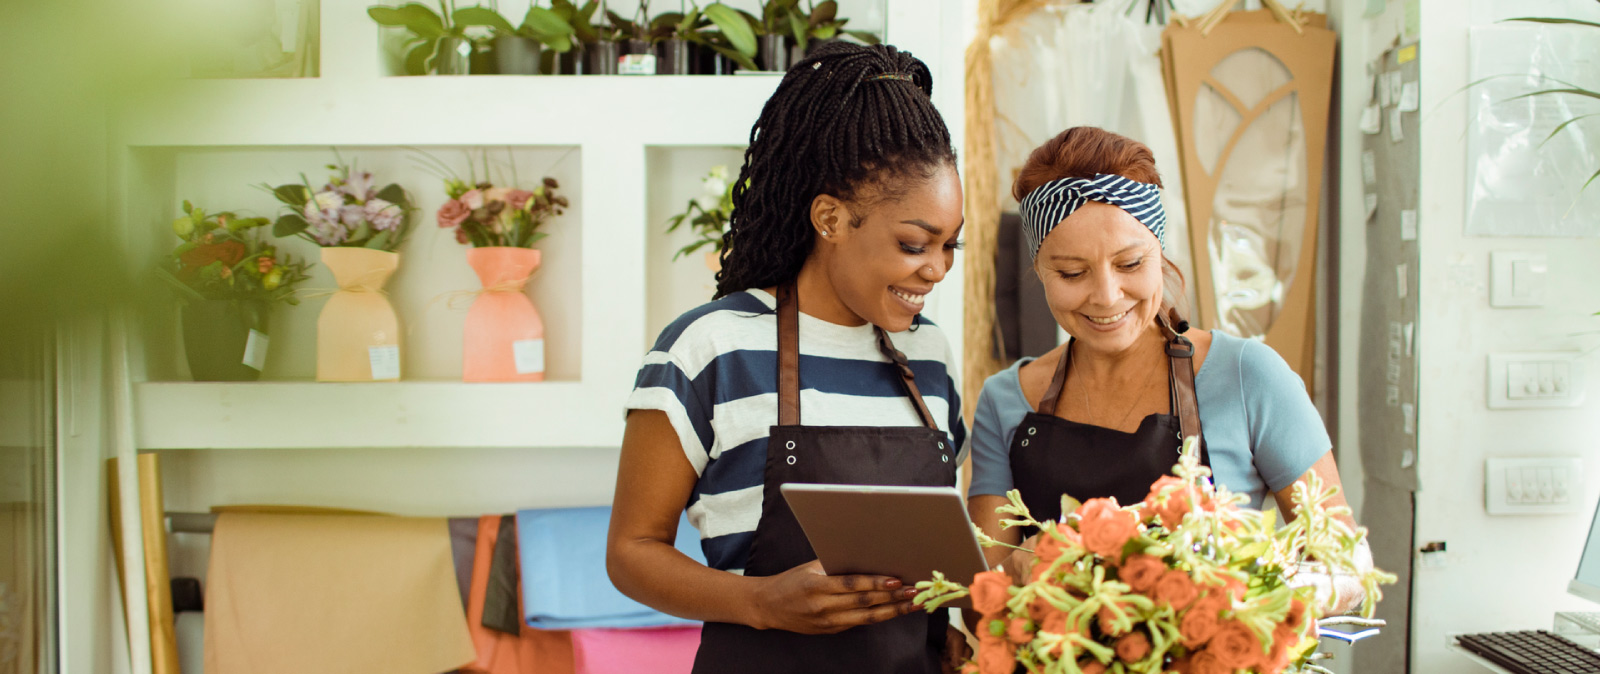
left=1401, top=209, right=1418, bottom=241
left=1389, top=106, right=1405, bottom=143
left=1362, top=103, right=1383, bottom=135
left=1399, top=81, right=1420, bottom=112
left=1362, top=150, right=1377, bottom=185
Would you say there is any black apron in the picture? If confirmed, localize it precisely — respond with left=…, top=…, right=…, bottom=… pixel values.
left=691, top=282, right=956, bottom=674
left=1008, top=325, right=1209, bottom=530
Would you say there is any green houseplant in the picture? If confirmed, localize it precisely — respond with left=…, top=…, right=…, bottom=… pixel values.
left=1501, top=4, right=1599, bottom=190
left=452, top=3, right=577, bottom=74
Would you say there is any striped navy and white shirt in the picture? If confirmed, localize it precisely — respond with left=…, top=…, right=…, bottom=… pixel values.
left=626, top=289, right=968, bottom=575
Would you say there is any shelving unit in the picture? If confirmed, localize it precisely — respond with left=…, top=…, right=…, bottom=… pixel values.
left=91, top=0, right=967, bottom=670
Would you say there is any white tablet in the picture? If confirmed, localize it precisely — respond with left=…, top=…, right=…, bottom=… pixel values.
left=780, top=483, right=990, bottom=593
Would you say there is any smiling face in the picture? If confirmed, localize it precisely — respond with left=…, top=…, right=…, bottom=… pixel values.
left=1034, top=201, right=1166, bottom=355
left=811, top=163, right=964, bottom=332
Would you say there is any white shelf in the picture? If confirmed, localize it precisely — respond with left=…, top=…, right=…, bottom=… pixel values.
left=133, top=380, right=626, bottom=450
left=113, top=76, right=778, bottom=148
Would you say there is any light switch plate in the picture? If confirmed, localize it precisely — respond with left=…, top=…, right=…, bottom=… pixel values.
left=1491, top=251, right=1548, bottom=307
left=1487, top=457, right=1584, bottom=514
left=1488, top=352, right=1585, bottom=408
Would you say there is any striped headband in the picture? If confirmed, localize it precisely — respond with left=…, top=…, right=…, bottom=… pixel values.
left=1018, top=173, right=1167, bottom=260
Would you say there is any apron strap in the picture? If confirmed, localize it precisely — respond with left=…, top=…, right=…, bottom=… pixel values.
left=777, top=282, right=802, bottom=427
left=774, top=281, right=939, bottom=431
left=1161, top=315, right=1203, bottom=443
left=1037, top=338, right=1074, bottom=416
left=873, top=327, right=940, bottom=431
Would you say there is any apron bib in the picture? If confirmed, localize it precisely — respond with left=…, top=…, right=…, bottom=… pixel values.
left=692, top=283, right=956, bottom=674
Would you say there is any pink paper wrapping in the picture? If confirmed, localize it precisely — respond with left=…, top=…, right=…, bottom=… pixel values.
left=462, top=247, right=546, bottom=382
left=570, top=626, right=702, bottom=674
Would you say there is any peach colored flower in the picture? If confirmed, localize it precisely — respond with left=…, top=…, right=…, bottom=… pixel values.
left=976, top=632, right=1015, bottom=674
left=1035, top=526, right=1070, bottom=563
left=1080, top=660, right=1108, bottom=674
left=460, top=189, right=484, bottom=210
left=484, top=186, right=511, bottom=206
left=1211, top=620, right=1266, bottom=671
left=1077, top=498, right=1139, bottom=561
left=1115, top=630, right=1152, bottom=663
left=1119, top=554, right=1166, bottom=592
left=1179, top=592, right=1229, bottom=648
left=1040, top=608, right=1070, bottom=636
left=1189, top=650, right=1231, bottom=674
left=1261, top=636, right=1292, bottom=674
left=970, top=570, right=1012, bottom=617
left=1097, top=605, right=1126, bottom=637
left=506, top=189, right=535, bottom=211
left=1166, top=655, right=1192, bottom=673
left=1006, top=618, right=1032, bottom=645
left=437, top=199, right=471, bottom=229
left=1281, top=597, right=1310, bottom=636
left=1152, top=570, right=1200, bottom=611
left=1028, top=597, right=1053, bottom=625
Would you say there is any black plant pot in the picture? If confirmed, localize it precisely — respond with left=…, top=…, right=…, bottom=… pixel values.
left=585, top=40, right=620, bottom=75
left=556, top=42, right=586, bottom=74
left=759, top=34, right=790, bottom=71
left=494, top=35, right=542, bottom=75
left=656, top=38, right=691, bottom=75
left=469, top=40, right=496, bottom=74
left=181, top=299, right=269, bottom=382
left=692, top=43, right=738, bottom=75
left=434, top=37, right=471, bottom=74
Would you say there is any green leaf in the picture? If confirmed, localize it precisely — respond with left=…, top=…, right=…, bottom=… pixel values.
left=405, top=38, right=438, bottom=74
left=1541, top=113, right=1600, bottom=147
left=365, top=229, right=393, bottom=251
left=453, top=5, right=515, bottom=33
left=1585, top=167, right=1600, bottom=191
left=181, top=200, right=193, bottom=214
left=375, top=183, right=409, bottom=206
left=843, top=29, right=879, bottom=45
left=811, top=0, right=837, bottom=24
left=812, top=23, right=837, bottom=39
left=788, top=11, right=807, bottom=50
left=523, top=6, right=575, bottom=51
left=273, top=214, right=310, bottom=238
left=1504, top=87, right=1600, bottom=103
left=271, top=183, right=309, bottom=206
left=368, top=3, right=446, bottom=38
left=707, top=42, right=759, bottom=71
left=1503, top=17, right=1600, bottom=28
left=571, top=0, right=600, bottom=43
left=704, top=3, right=757, bottom=57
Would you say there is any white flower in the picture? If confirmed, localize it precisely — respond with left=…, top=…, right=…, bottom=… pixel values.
left=702, top=176, right=728, bottom=200
left=707, top=165, right=729, bottom=181
left=313, top=190, right=343, bottom=211
left=697, top=195, right=721, bottom=212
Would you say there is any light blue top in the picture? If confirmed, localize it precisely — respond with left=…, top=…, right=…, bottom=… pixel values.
left=967, top=331, right=1330, bottom=509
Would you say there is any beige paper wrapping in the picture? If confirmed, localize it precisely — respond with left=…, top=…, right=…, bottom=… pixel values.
left=316, top=247, right=402, bottom=382
left=203, top=513, right=475, bottom=674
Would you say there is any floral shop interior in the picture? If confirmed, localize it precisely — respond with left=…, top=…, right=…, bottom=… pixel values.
left=2, top=0, right=1599, bottom=672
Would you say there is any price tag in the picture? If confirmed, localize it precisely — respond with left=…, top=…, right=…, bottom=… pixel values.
left=242, top=329, right=269, bottom=371
left=368, top=345, right=401, bottom=381
left=618, top=53, right=657, bottom=75
left=513, top=339, right=545, bottom=375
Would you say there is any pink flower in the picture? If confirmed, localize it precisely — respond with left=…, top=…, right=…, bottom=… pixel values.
left=437, top=199, right=471, bottom=229
left=506, top=189, right=535, bottom=211
left=484, top=186, right=511, bottom=205
left=460, top=188, right=484, bottom=210
left=1076, top=498, right=1139, bottom=562
left=342, top=171, right=375, bottom=201
left=365, top=198, right=403, bottom=231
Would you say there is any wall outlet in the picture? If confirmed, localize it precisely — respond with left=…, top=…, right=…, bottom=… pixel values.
left=1486, top=457, right=1584, bottom=515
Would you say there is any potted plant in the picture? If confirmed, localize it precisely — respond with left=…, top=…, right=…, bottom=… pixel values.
left=426, top=153, right=569, bottom=382
left=157, top=202, right=311, bottom=381
left=267, top=159, right=415, bottom=382
left=665, top=165, right=735, bottom=271
left=550, top=0, right=624, bottom=74
left=690, top=2, right=758, bottom=74
left=606, top=0, right=656, bottom=74
left=757, top=0, right=799, bottom=71
left=648, top=4, right=699, bottom=74
left=452, top=3, right=577, bottom=74
left=368, top=1, right=476, bottom=74
left=787, top=1, right=880, bottom=58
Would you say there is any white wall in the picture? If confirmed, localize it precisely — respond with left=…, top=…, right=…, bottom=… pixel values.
left=1354, top=0, right=1600, bottom=671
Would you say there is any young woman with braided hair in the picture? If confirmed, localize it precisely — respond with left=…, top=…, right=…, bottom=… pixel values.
left=607, top=43, right=969, bottom=673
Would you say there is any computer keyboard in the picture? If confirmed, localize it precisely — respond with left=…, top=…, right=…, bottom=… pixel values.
left=1559, top=612, right=1600, bottom=634
left=1457, top=630, right=1600, bottom=674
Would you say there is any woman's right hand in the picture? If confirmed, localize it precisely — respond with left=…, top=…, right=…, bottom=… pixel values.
left=750, top=560, right=920, bottom=634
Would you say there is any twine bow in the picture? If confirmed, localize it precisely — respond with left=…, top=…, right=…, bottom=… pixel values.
left=428, top=275, right=535, bottom=312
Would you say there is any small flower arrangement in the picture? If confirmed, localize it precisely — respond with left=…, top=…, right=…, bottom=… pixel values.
left=665, top=165, right=735, bottom=260
left=917, top=438, right=1397, bottom=674
left=266, top=160, right=415, bottom=251
left=157, top=201, right=311, bottom=304
left=435, top=175, right=568, bottom=248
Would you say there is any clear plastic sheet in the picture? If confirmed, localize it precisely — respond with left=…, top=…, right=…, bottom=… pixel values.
left=1466, top=25, right=1600, bottom=238
left=1194, top=48, right=1308, bottom=340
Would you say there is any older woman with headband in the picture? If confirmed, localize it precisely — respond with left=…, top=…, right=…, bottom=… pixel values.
left=966, top=127, right=1368, bottom=613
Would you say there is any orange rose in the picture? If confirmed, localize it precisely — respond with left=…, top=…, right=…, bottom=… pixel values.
left=1179, top=592, right=1228, bottom=648
left=970, top=570, right=1012, bottom=617
left=1189, top=649, right=1231, bottom=674
left=1210, top=620, right=1267, bottom=671
left=1261, top=635, right=1292, bottom=674
left=960, top=664, right=979, bottom=674
left=1115, top=630, right=1152, bottom=663
left=1281, top=597, right=1310, bottom=636
left=1040, top=608, right=1070, bottom=636
left=1119, top=554, right=1166, bottom=592
left=1035, top=524, right=1077, bottom=563
left=1080, top=660, right=1108, bottom=674
left=976, top=632, right=1016, bottom=674
left=1166, top=655, right=1192, bottom=673
left=1006, top=618, right=1033, bottom=644
left=1097, top=605, right=1127, bottom=636
left=1028, top=597, right=1053, bottom=625
left=1076, top=498, right=1139, bottom=561
left=1152, top=570, right=1200, bottom=611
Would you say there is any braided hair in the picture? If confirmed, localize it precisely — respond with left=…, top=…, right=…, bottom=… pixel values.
left=713, top=42, right=956, bottom=299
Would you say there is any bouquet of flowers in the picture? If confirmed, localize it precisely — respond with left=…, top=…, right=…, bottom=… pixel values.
left=435, top=176, right=567, bottom=248
left=917, top=438, right=1396, bottom=674
left=158, top=200, right=311, bottom=304
left=266, top=160, right=414, bottom=250
left=665, top=165, right=734, bottom=260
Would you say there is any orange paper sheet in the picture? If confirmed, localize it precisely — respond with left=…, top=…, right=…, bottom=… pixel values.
left=464, top=514, right=575, bottom=674
left=203, top=513, right=475, bottom=674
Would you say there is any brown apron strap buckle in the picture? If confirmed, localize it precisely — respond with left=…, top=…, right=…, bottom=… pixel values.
left=1166, top=335, right=1195, bottom=359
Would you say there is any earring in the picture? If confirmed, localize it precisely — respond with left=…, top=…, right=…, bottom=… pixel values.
left=820, top=230, right=830, bottom=237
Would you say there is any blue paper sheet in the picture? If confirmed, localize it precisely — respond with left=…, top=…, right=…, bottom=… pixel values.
left=516, top=506, right=704, bottom=630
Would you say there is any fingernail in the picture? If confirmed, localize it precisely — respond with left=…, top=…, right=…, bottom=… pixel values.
left=885, top=579, right=901, bottom=589
left=902, top=588, right=919, bottom=598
